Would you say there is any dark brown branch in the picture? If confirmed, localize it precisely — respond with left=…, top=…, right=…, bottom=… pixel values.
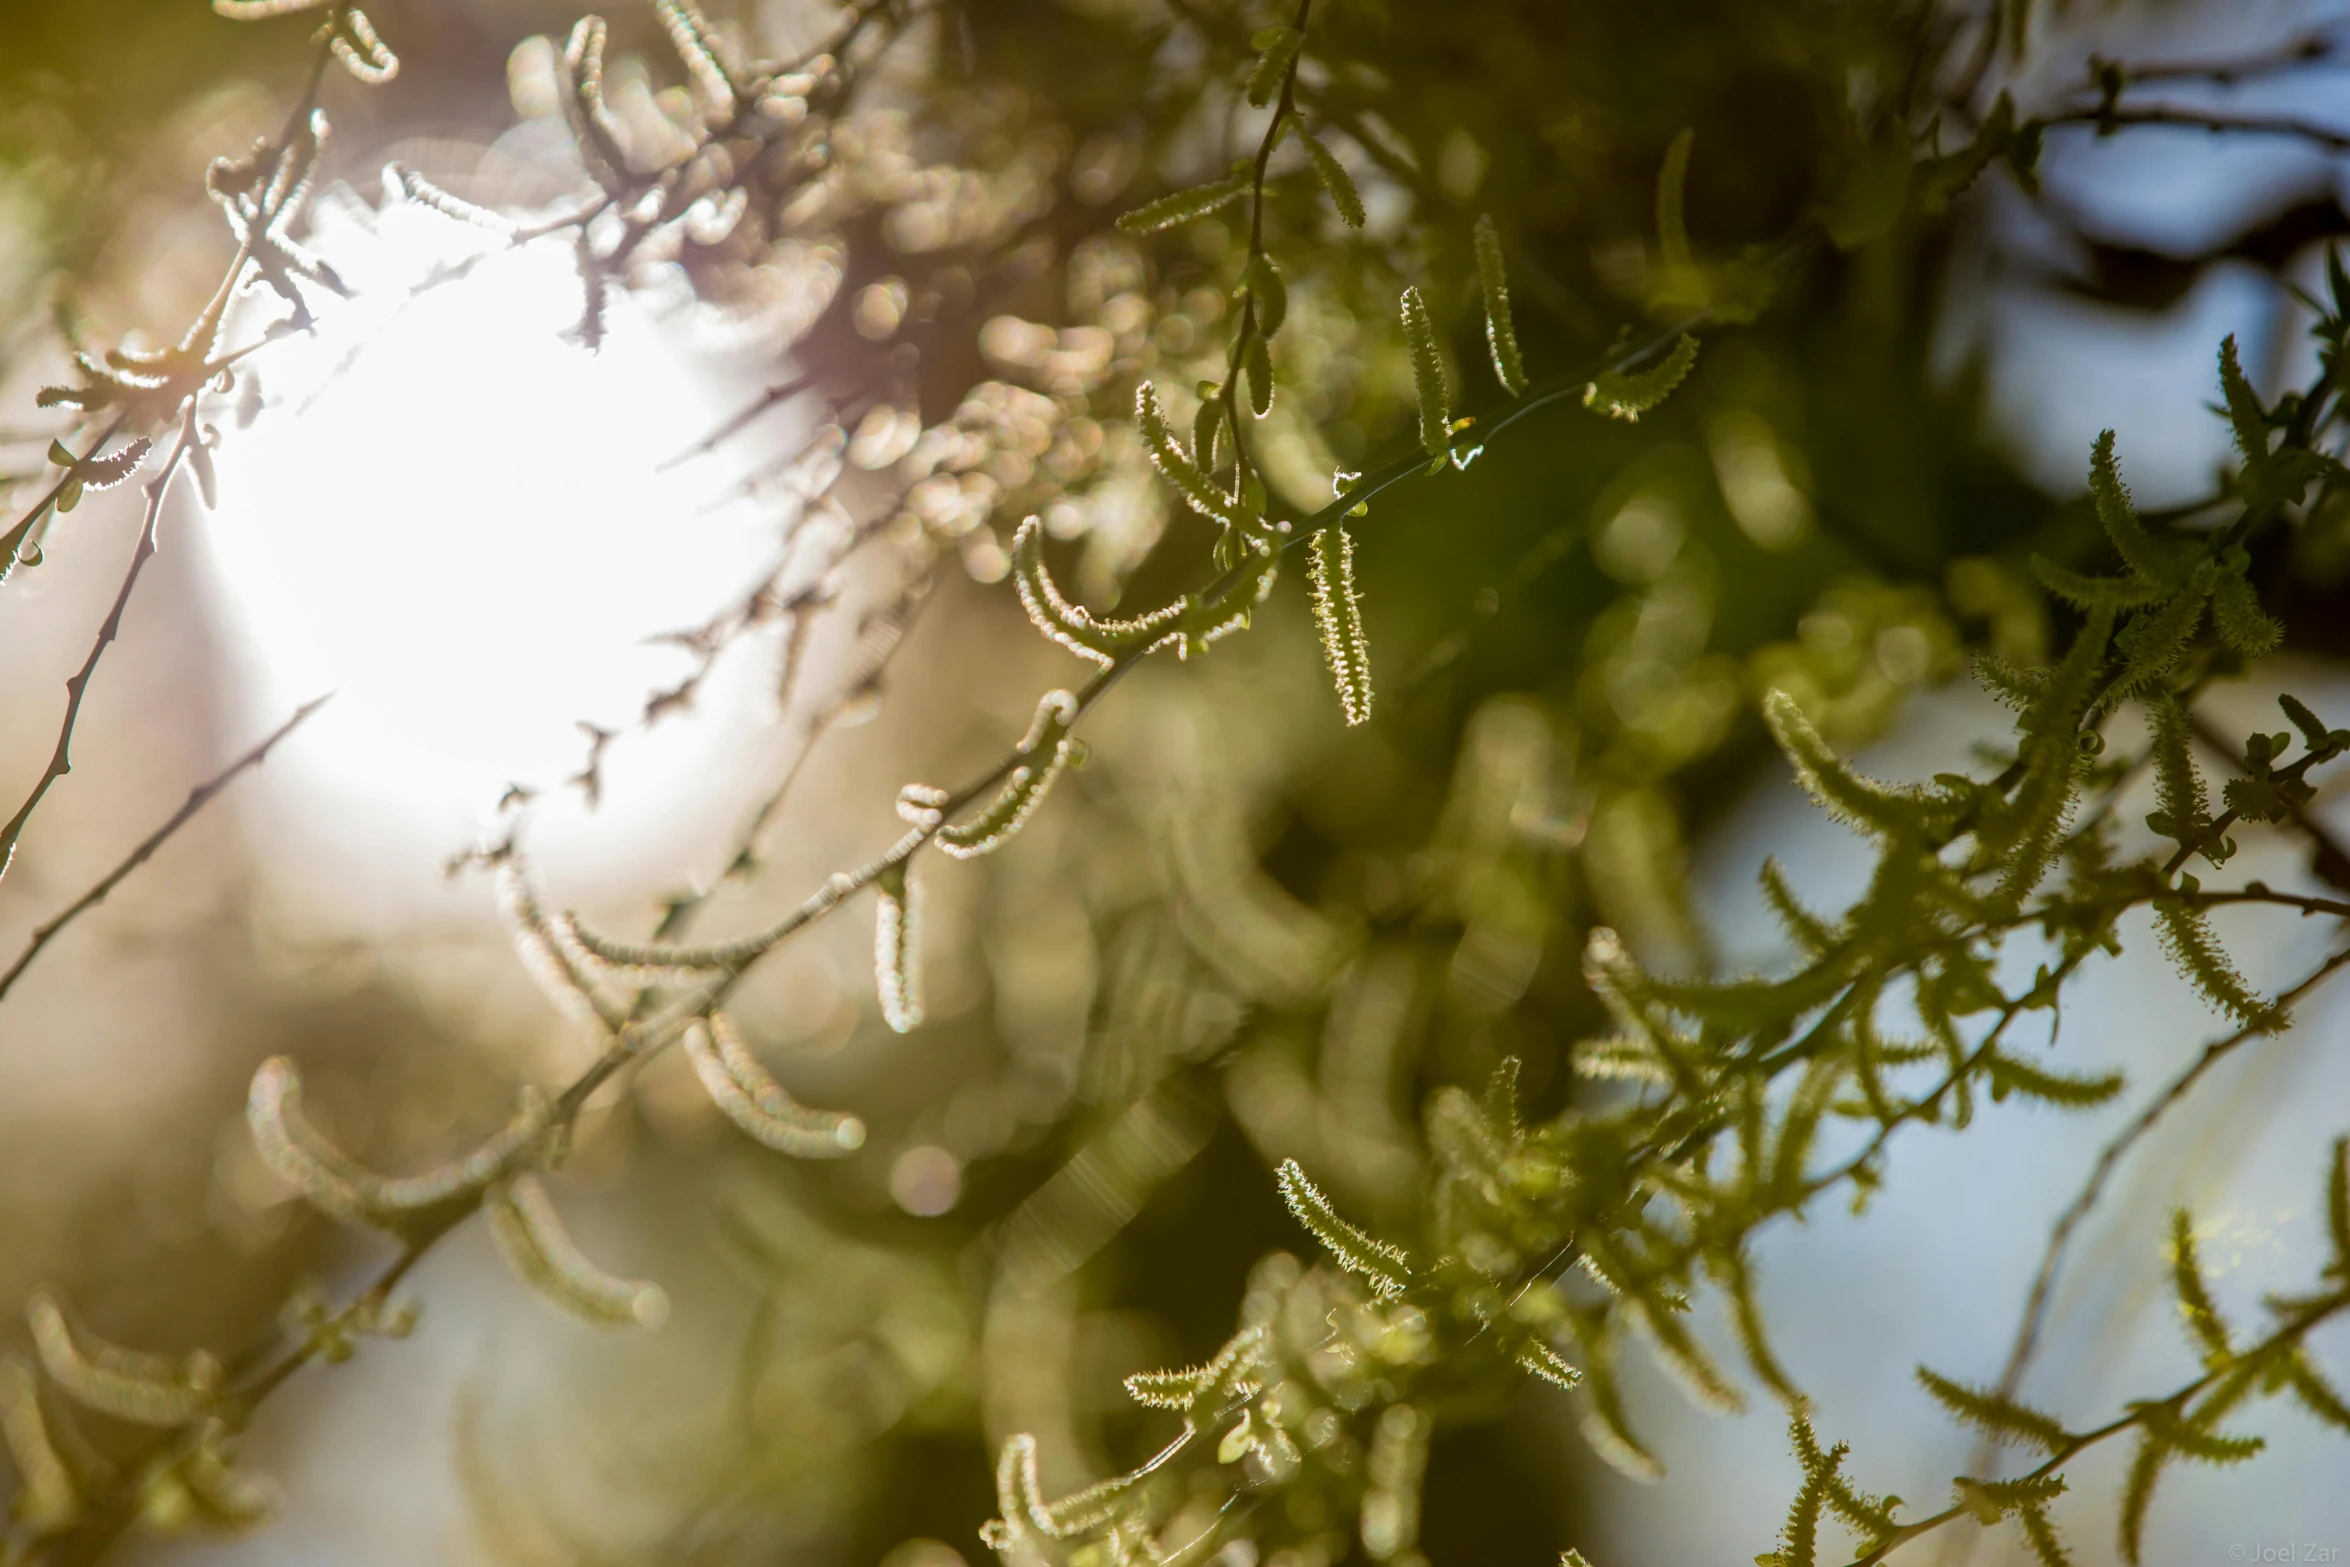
left=1984, top=943, right=2350, bottom=1418
left=0, top=695, right=330, bottom=1004
left=2047, top=104, right=2350, bottom=154
left=0, top=415, right=197, bottom=889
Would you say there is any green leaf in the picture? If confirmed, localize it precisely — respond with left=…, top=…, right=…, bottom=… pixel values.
left=1245, top=334, right=1275, bottom=417
left=1244, top=251, right=1287, bottom=337
left=1656, top=128, right=1695, bottom=274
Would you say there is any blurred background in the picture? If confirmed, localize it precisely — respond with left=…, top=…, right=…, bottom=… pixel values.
left=2, top=0, right=2349, bottom=1563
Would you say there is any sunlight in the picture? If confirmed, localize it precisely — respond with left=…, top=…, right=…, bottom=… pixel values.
left=199, top=188, right=788, bottom=899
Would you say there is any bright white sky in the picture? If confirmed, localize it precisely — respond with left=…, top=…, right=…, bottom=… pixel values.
left=198, top=190, right=792, bottom=914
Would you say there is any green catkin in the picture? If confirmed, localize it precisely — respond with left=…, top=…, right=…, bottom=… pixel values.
left=1474, top=215, right=1527, bottom=395
left=2168, top=1209, right=2233, bottom=1356
left=1117, top=178, right=1247, bottom=235
left=1273, top=1158, right=1412, bottom=1297
left=2281, top=693, right=2334, bottom=755
left=2145, top=690, right=2211, bottom=856
left=484, top=1175, right=669, bottom=1328
left=2212, top=573, right=2283, bottom=656
left=2088, top=430, right=2176, bottom=585
left=1583, top=335, right=1700, bottom=422
left=1763, top=689, right=1955, bottom=838
left=2217, top=335, right=2271, bottom=472
left=2135, top=1401, right=2263, bottom=1463
left=1134, top=382, right=1242, bottom=526
left=1244, top=26, right=1304, bottom=107
left=2152, top=897, right=2280, bottom=1028
left=2018, top=1502, right=2075, bottom=1567
left=2030, top=553, right=2162, bottom=610
left=1300, top=131, right=1365, bottom=227
left=2111, top=581, right=2208, bottom=696
left=937, top=688, right=1081, bottom=857
left=1915, top=1367, right=2071, bottom=1454
left=1400, top=286, right=1451, bottom=464
left=1011, top=516, right=1186, bottom=666
left=2329, top=1137, right=2350, bottom=1264
left=873, top=862, right=922, bottom=1032
left=1307, top=527, right=1373, bottom=725
left=1517, top=1342, right=1583, bottom=1389
left=247, top=1056, right=549, bottom=1231
left=1982, top=1048, right=2124, bottom=1107
left=1757, top=857, right=1838, bottom=954
left=684, top=1014, right=865, bottom=1155
left=2119, top=1432, right=2169, bottom=1564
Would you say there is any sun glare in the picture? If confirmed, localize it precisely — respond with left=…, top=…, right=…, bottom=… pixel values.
left=198, top=190, right=793, bottom=907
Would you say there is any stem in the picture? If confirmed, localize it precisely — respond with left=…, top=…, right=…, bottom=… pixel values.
left=0, top=695, right=329, bottom=1003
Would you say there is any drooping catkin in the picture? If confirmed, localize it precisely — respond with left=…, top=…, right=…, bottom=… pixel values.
left=1400, top=286, right=1451, bottom=464
left=1011, top=516, right=1185, bottom=666
left=484, top=1175, right=669, bottom=1327
left=1474, top=215, right=1527, bottom=395
left=873, top=862, right=923, bottom=1033
left=25, top=1291, right=217, bottom=1427
left=1135, top=383, right=1241, bottom=526
left=1273, top=1159, right=1412, bottom=1298
left=0, top=1355, right=76, bottom=1531
left=686, top=1014, right=866, bottom=1155
left=938, top=689, right=1081, bottom=858
left=1583, top=335, right=1699, bottom=422
left=1307, top=526, right=1373, bottom=726
left=1300, top=131, right=1365, bottom=228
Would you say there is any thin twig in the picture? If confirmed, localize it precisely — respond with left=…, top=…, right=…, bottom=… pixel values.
left=1838, top=1288, right=2350, bottom=1567
left=2045, top=105, right=2350, bottom=153
left=0, top=417, right=197, bottom=888
left=1983, top=941, right=2350, bottom=1415
left=0, top=695, right=330, bottom=1003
